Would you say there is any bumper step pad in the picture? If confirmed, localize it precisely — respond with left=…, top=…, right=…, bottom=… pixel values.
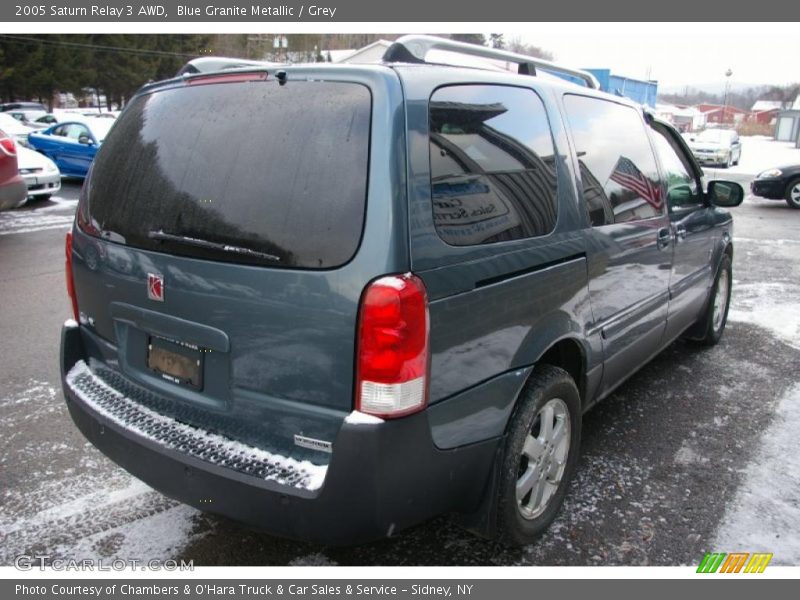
left=65, top=360, right=327, bottom=491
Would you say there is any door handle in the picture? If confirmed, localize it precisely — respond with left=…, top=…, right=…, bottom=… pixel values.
left=657, top=227, right=671, bottom=250
left=674, top=225, right=687, bottom=240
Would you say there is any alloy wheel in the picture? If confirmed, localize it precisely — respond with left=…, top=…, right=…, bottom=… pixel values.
left=516, top=398, right=571, bottom=520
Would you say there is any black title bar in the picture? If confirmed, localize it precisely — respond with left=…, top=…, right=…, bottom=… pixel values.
left=3, top=0, right=800, bottom=22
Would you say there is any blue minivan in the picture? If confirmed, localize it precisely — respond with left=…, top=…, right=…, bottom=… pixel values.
left=60, top=36, right=743, bottom=545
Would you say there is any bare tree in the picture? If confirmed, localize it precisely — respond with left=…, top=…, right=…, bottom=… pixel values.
left=506, top=37, right=554, bottom=61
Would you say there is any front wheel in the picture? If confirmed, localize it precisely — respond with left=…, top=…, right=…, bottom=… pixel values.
left=691, top=253, right=732, bottom=346
left=785, top=178, right=800, bottom=209
left=496, top=365, right=581, bottom=545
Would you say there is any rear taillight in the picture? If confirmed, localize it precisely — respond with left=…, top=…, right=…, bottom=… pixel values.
left=65, top=232, right=79, bottom=321
left=0, top=133, right=16, bottom=156
left=355, top=274, right=429, bottom=419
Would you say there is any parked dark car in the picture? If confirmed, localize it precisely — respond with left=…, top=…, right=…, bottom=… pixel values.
left=0, top=128, right=27, bottom=211
left=751, top=164, right=800, bottom=209
left=27, top=119, right=113, bottom=178
left=60, top=36, right=743, bottom=546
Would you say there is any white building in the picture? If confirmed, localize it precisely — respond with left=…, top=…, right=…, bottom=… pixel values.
left=655, top=103, right=707, bottom=132
left=326, top=40, right=394, bottom=64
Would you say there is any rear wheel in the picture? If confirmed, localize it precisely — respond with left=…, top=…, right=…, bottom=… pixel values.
left=496, top=365, right=581, bottom=545
left=691, top=253, right=732, bottom=346
left=785, top=178, right=800, bottom=209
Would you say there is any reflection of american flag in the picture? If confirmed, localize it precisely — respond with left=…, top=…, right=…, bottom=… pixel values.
left=609, top=156, right=661, bottom=208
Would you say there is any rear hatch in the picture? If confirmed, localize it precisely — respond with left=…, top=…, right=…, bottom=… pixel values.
left=69, top=67, right=406, bottom=463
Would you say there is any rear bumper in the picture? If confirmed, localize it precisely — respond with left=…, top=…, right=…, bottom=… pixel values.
left=750, top=179, right=785, bottom=200
left=60, top=324, right=499, bottom=545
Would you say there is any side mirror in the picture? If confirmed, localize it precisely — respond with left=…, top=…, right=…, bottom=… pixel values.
left=78, top=135, right=93, bottom=145
left=708, top=180, right=744, bottom=207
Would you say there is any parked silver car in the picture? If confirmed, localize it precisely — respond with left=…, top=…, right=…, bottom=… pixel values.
left=687, top=128, right=742, bottom=168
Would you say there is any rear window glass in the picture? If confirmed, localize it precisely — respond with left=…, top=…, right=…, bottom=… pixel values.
left=429, top=85, right=558, bottom=246
left=84, top=79, right=371, bottom=269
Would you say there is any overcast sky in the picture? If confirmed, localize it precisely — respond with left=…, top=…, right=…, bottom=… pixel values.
left=505, top=23, right=799, bottom=89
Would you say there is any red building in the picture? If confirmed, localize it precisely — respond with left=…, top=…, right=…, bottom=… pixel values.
left=696, top=103, right=750, bottom=125
left=748, top=101, right=784, bottom=125
left=750, top=108, right=780, bottom=124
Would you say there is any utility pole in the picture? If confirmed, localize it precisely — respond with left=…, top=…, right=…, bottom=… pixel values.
left=723, top=68, right=733, bottom=125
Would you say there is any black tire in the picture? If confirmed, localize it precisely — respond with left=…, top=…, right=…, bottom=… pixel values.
left=28, top=194, right=51, bottom=203
left=691, top=253, right=732, bottom=346
left=785, top=178, right=800, bottom=209
left=496, top=364, right=581, bottom=546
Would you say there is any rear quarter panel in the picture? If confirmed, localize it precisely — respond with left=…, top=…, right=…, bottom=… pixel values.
left=398, top=67, right=602, bottom=440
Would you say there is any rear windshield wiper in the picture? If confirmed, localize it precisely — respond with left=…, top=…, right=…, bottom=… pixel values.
left=147, top=230, right=281, bottom=262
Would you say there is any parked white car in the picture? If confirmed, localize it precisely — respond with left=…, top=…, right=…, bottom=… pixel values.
left=13, top=146, right=61, bottom=206
left=686, top=128, right=742, bottom=168
left=0, top=113, right=35, bottom=148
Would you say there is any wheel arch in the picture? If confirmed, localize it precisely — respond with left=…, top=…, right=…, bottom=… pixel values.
left=504, top=334, right=589, bottom=436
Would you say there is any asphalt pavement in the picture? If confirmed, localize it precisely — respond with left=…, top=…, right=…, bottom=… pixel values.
left=1, top=172, right=798, bottom=566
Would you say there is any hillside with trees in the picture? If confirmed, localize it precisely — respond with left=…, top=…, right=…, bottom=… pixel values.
left=660, top=83, right=800, bottom=110
left=0, top=33, right=557, bottom=110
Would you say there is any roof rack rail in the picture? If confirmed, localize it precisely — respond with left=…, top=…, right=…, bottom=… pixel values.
left=176, top=56, right=280, bottom=77
left=382, top=35, right=599, bottom=90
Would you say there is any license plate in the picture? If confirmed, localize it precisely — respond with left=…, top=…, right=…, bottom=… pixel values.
left=147, top=336, right=203, bottom=389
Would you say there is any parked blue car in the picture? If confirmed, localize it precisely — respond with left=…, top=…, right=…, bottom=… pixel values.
left=27, top=119, right=113, bottom=178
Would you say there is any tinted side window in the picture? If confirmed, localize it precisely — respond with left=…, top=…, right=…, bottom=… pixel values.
left=429, top=85, right=558, bottom=246
left=564, top=95, right=663, bottom=226
left=651, top=128, right=701, bottom=209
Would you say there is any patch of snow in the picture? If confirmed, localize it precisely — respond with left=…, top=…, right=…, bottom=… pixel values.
left=344, top=410, right=384, bottom=425
left=673, top=442, right=709, bottom=466
left=734, top=237, right=800, bottom=247
left=66, top=360, right=328, bottom=490
left=288, top=552, right=338, bottom=566
left=53, top=503, right=201, bottom=561
left=0, top=213, right=74, bottom=236
left=714, top=385, right=800, bottom=565
left=0, top=381, right=56, bottom=408
left=728, top=282, right=800, bottom=350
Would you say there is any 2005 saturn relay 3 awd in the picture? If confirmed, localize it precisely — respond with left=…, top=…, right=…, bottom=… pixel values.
left=60, top=36, right=744, bottom=545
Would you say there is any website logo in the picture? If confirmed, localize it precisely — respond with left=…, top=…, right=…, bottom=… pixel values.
left=697, top=552, right=773, bottom=573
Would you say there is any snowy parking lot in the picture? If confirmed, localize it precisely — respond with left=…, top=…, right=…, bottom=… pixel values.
left=1, top=140, right=799, bottom=566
